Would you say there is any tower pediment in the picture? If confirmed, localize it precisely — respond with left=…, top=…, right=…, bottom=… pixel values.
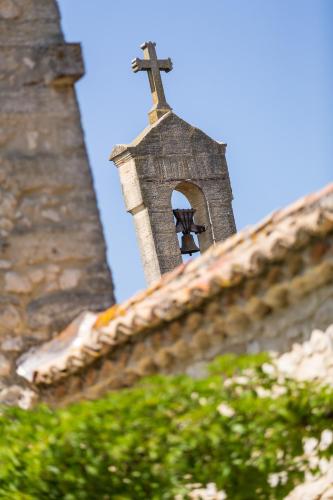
left=110, top=112, right=225, bottom=163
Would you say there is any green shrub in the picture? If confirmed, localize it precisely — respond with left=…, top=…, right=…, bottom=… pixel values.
left=0, top=353, right=332, bottom=499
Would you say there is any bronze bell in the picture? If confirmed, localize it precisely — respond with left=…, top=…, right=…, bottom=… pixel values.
left=180, top=233, right=200, bottom=256
left=173, top=208, right=205, bottom=256
left=173, top=208, right=205, bottom=235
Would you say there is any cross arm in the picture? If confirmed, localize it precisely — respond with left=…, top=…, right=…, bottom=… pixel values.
left=131, top=57, right=173, bottom=73
left=158, top=58, right=173, bottom=72
left=131, top=58, right=151, bottom=73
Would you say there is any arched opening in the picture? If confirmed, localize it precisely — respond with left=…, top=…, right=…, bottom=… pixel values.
left=171, top=181, right=213, bottom=262
left=171, top=191, right=199, bottom=262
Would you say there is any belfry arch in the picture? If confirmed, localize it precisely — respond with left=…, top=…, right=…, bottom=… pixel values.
left=172, top=181, right=214, bottom=254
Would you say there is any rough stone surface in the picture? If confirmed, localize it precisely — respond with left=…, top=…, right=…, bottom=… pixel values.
left=0, top=0, right=114, bottom=395
left=0, top=354, right=11, bottom=377
left=1, top=336, right=24, bottom=352
left=59, top=269, right=81, bottom=290
left=5, top=272, right=32, bottom=293
left=0, top=0, right=21, bottom=20
left=0, top=385, right=37, bottom=409
left=111, top=111, right=236, bottom=285
left=0, top=304, right=22, bottom=331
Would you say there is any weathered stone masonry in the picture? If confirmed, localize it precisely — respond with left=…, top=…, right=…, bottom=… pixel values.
left=111, top=112, right=236, bottom=285
left=0, top=0, right=114, bottom=396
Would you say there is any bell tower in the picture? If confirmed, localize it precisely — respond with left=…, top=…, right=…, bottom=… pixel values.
left=110, top=42, right=236, bottom=285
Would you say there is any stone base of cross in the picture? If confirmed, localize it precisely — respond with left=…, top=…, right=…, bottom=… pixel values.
left=147, top=107, right=170, bottom=125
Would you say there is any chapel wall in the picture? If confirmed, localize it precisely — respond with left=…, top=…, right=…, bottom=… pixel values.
left=39, top=231, right=333, bottom=406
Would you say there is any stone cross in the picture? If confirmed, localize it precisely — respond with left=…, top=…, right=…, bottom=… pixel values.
left=132, top=41, right=173, bottom=124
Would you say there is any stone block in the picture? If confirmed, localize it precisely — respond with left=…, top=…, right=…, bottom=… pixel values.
left=1, top=86, right=78, bottom=116
left=0, top=304, right=22, bottom=332
left=0, top=0, right=62, bottom=46
left=59, top=269, right=81, bottom=290
left=27, top=290, right=113, bottom=331
left=3, top=153, right=94, bottom=193
left=0, top=18, right=62, bottom=46
left=0, top=0, right=21, bottom=20
left=0, top=44, right=84, bottom=89
left=0, top=385, right=37, bottom=409
left=4, top=272, right=32, bottom=294
left=1, top=336, right=24, bottom=352
left=7, top=225, right=106, bottom=266
left=118, top=159, right=143, bottom=212
left=0, top=114, right=85, bottom=155
left=1, top=0, right=60, bottom=21
left=0, top=354, right=11, bottom=376
left=0, top=260, right=11, bottom=270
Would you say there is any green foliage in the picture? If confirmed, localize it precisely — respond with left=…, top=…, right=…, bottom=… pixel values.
left=1, top=353, right=333, bottom=499
left=208, top=351, right=270, bottom=376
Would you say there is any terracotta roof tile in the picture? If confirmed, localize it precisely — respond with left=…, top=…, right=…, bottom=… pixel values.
left=17, top=183, right=333, bottom=385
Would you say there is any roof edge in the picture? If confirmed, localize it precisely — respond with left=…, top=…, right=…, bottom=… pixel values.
left=16, top=183, right=333, bottom=388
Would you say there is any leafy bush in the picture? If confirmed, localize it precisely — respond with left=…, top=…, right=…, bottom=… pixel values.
left=1, top=353, right=333, bottom=499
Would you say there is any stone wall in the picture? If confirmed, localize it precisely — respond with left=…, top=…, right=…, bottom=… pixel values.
left=32, top=227, right=333, bottom=406
left=0, top=0, right=114, bottom=398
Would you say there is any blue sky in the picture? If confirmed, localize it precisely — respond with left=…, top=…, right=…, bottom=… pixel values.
left=57, top=0, right=332, bottom=302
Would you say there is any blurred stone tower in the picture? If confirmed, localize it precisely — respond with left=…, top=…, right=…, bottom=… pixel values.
left=110, top=42, right=236, bottom=285
left=0, top=0, right=114, bottom=389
